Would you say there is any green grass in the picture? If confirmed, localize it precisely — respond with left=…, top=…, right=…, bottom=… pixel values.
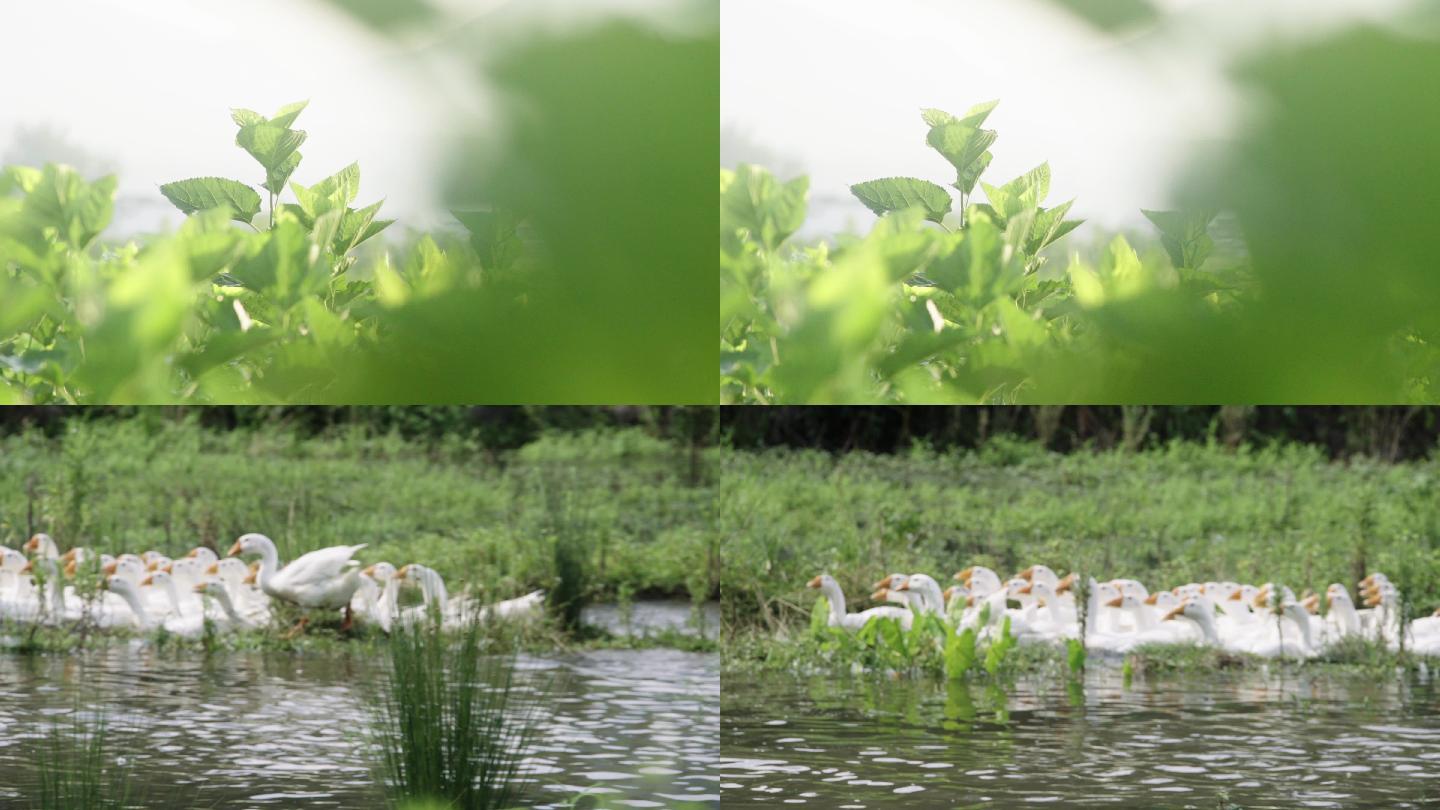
left=0, top=420, right=715, bottom=604
left=370, top=615, right=547, bottom=810
left=30, top=705, right=133, bottom=810
left=721, top=437, right=1440, bottom=672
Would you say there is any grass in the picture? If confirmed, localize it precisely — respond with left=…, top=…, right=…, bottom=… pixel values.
left=370, top=613, right=549, bottom=810
left=721, top=437, right=1440, bottom=675
left=0, top=419, right=716, bottom=604
left=30, top=705, right=132, bottom=810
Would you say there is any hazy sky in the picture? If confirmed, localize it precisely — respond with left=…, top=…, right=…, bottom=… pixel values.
left=722, top=0, right=1413, bottom=235
left=0, top=0, right=693, bottom=235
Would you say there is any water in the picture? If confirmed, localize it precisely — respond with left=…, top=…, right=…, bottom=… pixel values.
left=0, top=605, right=719, bottom=808
left=721, top=665, right=1440, bottom=808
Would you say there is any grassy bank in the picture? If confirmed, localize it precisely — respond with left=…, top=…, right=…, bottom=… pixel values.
left=0, top=420, right=716, bottom=604
left=720, top=438, right=1440, bottom=670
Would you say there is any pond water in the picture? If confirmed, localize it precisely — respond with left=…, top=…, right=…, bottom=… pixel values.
left=0, top=604, right=719, bottom=809
left=721, top=664, right=1440, bottom=808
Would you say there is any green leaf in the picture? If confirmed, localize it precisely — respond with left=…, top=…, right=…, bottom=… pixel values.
left=268, top=100, right=309, bottom=129
left=721, top=164, right=809, bottom=252
left=230, top=108, right=265, bottom=128
left=1142, top=208, right=1217, bottom=269
left=810, top=596, right=829, bottom=637
left=24, top=165, right=117, bottom=249
left=1, top=165, right=42, bottom=195
left=957, top=151, right=992, bottom=196
left=850, top=177, right=952, bottom=223
left=159, top=177, right=262, bottom=224
left=452, top=208, right=522, bottom=272
left=264, top=151, right=303, bottom=197
left=982, top=163, right=1052, bottom=224
left=310, top=162, right=361, bottom=207
left=926, top=124, right=998, bottom=189
left=236, top=123, right=307, bottom=173
left=956, top=99, right=1001, bottom=128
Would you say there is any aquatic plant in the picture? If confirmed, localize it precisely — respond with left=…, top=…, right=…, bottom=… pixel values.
left=30, top=706, right=132, bottom=810
left=370, top=615, right=548, bottom=810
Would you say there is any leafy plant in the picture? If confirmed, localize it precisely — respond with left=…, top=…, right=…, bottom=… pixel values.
left=721, top=101, right=1237, bottom=404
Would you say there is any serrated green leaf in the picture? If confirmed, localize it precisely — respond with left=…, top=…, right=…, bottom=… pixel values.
left=926, top=124, right=998, bottom=188
left=721, top=164, right=809, bottom=252
left=231, top=108, right=265, bottom=128
left=1142, top=208, right=1217, bottom=269
left=236, top=123, right=307, bottom=173
left=264, top=151, right=303, bottom=196
left=310, top=162, right=361, bottom=207
left=159, top=177, right=262, bottom=224
left=957, top=151, right=992, bottom=196
left=850, top=177, right=952, bottom=223
left=957, top=99, right=1000, bottom=128
left=268, top=100, right=309, bottom=129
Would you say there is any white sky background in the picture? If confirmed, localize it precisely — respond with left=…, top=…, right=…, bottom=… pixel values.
left=722, top=0, right=1416, bottom=237
left=0, top=0, right=694, bottom=237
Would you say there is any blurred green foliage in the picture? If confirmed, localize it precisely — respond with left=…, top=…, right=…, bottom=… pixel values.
left=1, top=1, right=717, bottom=404
left=722, top=22, right=1440, bottom=403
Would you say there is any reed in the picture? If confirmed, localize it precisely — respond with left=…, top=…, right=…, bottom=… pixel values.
left=31, top=706, right=131, bottom=810
left=370, top=610, right=548, bottom=810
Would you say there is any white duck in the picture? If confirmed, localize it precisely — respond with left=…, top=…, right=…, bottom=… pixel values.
left=807, top=574, right=913, bottom=631
left=396, top=564, right=545, bottom=628
left=228, top=533, right=366, bottom=631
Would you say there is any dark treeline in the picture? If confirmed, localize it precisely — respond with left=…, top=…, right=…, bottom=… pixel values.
left=0, top=406, right=718, bottom=451
left=722, top=406, right=1440, bottom=461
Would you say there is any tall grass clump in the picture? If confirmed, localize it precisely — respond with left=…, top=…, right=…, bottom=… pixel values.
left=31, top=707, right=132, bottom=810
left=371, top=614, right=548, bottom=810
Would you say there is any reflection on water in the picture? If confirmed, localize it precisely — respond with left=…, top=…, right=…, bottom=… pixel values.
left=583, top=599, right=719, bottom=639
left=721, top=665, right=1440, bottom=808
left=0, top=608, right=718, bottom=808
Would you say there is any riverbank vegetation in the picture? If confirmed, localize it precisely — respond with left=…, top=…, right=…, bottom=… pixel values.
left=0, top=409, right=718, bottom=654
left=720, top=429, right=1440, bottom=676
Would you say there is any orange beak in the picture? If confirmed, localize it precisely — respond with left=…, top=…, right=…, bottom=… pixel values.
left=20, top=560, right=33, bottom=574
left=205, top=562, right=219, bottom=575
left=1144, top=593, right=1159, bottom=605
left=1301, top=595, right=1320, bottom=614
left=141, top=574, right=154, bottom=586
left=965, top=595, right=976, bottom=607
left=1055, top=573, right=1076, bottom=594
left=193, top=583, right=208, bottom=594
left=162, top=562, right=174, bottom=574
left=1162, top=604, right=1186, bottom=621
left=23, top=536, right=40, bottom=553
left=1019, top=566, right=1035, bottom=581
left=1228, top=590, right=1243, bottom=601
left=1359, top=575, right=1375, bottom=588
left=243, top=570, right=257, bottom=585
left=943, top=586, right=956, bottom=600
left=1364, top=594, right=1382, bottom=607
left=1018, top=582, right=1033, bottom=595
left=1104, top=596, right=1123, bottom=608
left=63, top=559, right=78, bottom=577
left=954, top=567, right=973, bottom=583
left=869, top=588, right=889, bottom=601
left=872, top=575, right=893, bottom=590
left=397, top=565, right=411, bottom=580
left=227, top=540, right=244, bottom=558
left=103, top=561, right=118, bottom=575
left=896, top=579, right=912, bottom=592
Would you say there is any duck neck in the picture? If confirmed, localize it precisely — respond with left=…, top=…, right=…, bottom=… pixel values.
left=115, top=586, right=151, bottom=628
left=254, top=539, right=282, bottom=594
left=821, top=580, right=846, bottom=625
